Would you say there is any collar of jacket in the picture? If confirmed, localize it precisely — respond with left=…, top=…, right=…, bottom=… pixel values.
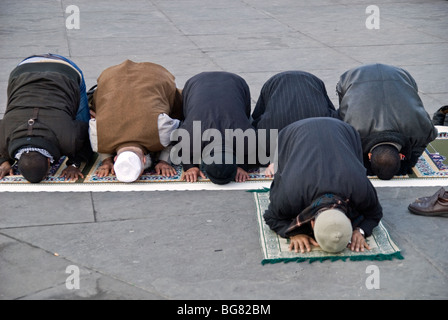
left=285, top=194, right=351, bottom=236
left=361, top=131, right=409, bottom=157
left=8, top=136, right=61, bottom=162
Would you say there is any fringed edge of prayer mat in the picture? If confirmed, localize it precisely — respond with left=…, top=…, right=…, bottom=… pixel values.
left=260, top=250, right=404, bottom=265
left=252, top=190, right=404, bottom=265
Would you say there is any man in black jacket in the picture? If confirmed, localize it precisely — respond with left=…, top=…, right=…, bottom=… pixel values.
left=251, top=71, right=338, bottom=175
left=336, top=63, right=437, bottom=180
left=172, top=71, right=255, bottom=184
left=0, top=54, right=91, bottom=183
left=264, top=118, right=383, bottom=253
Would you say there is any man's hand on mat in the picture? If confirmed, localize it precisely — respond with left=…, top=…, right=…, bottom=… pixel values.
left=155, top=160, right=176, bottom=177
left=182, top=167, right=206, bottom=182
left=0, top=161, right=13, bottom=179
left=263, top=163, right=275, bottom=178
left=96, top=157, right=114, bottom=177
left=235, top=167, right=249, bottom=182
left=349, top=230, right=371, bottom=252
left=289, top=234, right=319, bottom=253
left=61, top=166, right=84, bottom=181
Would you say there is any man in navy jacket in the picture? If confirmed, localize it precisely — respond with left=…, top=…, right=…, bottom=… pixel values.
left=264, top=118, right=383, bottom=253
left=173, top=71, right=255, bottom=184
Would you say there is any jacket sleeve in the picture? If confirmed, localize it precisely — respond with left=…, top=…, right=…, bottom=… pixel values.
left=357, top=208, right=382, bottom=238
left=352, top=186, right=383, bottom=237
left=405, top=124, right=438, bottom=171
left=263, top=178, right=290, bottom=238
left=66, top=120, right=92, bottom=166
left=432, top=106, right=448, bottom=126
left=262, top=177, right=313, bottom=238
left=264, top=205, right=313, bottom=238
left=263, top=207, right=292, bottom=238
left=0, top=155, right=12, bottom=166
left=182, top=163, right=199, bottom=171
left=66, top=142, right=92, bottom=167
left=0, top=119, right=12, bottom=165
left=263, top=205, right=290, bottom=238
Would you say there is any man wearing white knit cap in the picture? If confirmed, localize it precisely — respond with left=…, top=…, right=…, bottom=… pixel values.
left=311, top=209, right=353, bottom=253
left=89, top=60, right=183, bottom=183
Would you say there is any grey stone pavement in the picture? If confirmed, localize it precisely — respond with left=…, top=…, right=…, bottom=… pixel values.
left=0, top=0, right=447, bottom=301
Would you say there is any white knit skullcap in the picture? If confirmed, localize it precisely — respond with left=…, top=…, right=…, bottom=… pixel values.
left=114, top=151, right=142, bottom=183
left=314, top=208, right=352, bottom=253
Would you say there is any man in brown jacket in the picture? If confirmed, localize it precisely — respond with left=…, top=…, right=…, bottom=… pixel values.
left=90, top=60, right=183, bottom=182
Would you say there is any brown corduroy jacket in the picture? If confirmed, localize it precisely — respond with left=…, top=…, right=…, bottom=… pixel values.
left=92, top=60, right=183, bottom=154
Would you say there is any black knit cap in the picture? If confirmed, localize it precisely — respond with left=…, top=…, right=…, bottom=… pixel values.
left=201, top=151, right=237, bottom=185
left=17, top=151, right=49, bottom=183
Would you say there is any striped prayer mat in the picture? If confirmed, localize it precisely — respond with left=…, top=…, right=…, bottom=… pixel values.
left=83, top=155, right=271, bottom=183
left=253, top=191, right=403, bottom=264
left=0, top=153, right=271, bottom=184
left=412, top=130, right=448, bottom=178
left=1, top=126, right=447, bottom=190
left=0, top=153, right=273, bottom=191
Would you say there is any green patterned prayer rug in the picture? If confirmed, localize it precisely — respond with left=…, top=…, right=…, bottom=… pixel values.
left=253, top=191, right=403, bottom=264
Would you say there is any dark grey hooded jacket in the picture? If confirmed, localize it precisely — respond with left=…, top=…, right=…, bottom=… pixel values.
left=336, top=63, right=437, bottom=174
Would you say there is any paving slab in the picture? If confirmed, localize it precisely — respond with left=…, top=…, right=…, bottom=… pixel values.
left=0, top=192, right=94, bottom=228
left=1, top=188, right=447, bottom=300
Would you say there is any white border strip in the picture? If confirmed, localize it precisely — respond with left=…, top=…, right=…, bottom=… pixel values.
left=3, top=126, right=448, bottom=192
left=371, top=178, right=448, bottom=188
left=0, top=181, right=273, bottom=192
left=0, top=178, right=446, bottom=192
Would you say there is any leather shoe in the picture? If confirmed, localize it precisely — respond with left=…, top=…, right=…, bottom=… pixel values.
left=408, top=187, right=448, bottom=217
left=412, top=187, right=446, bottom=203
